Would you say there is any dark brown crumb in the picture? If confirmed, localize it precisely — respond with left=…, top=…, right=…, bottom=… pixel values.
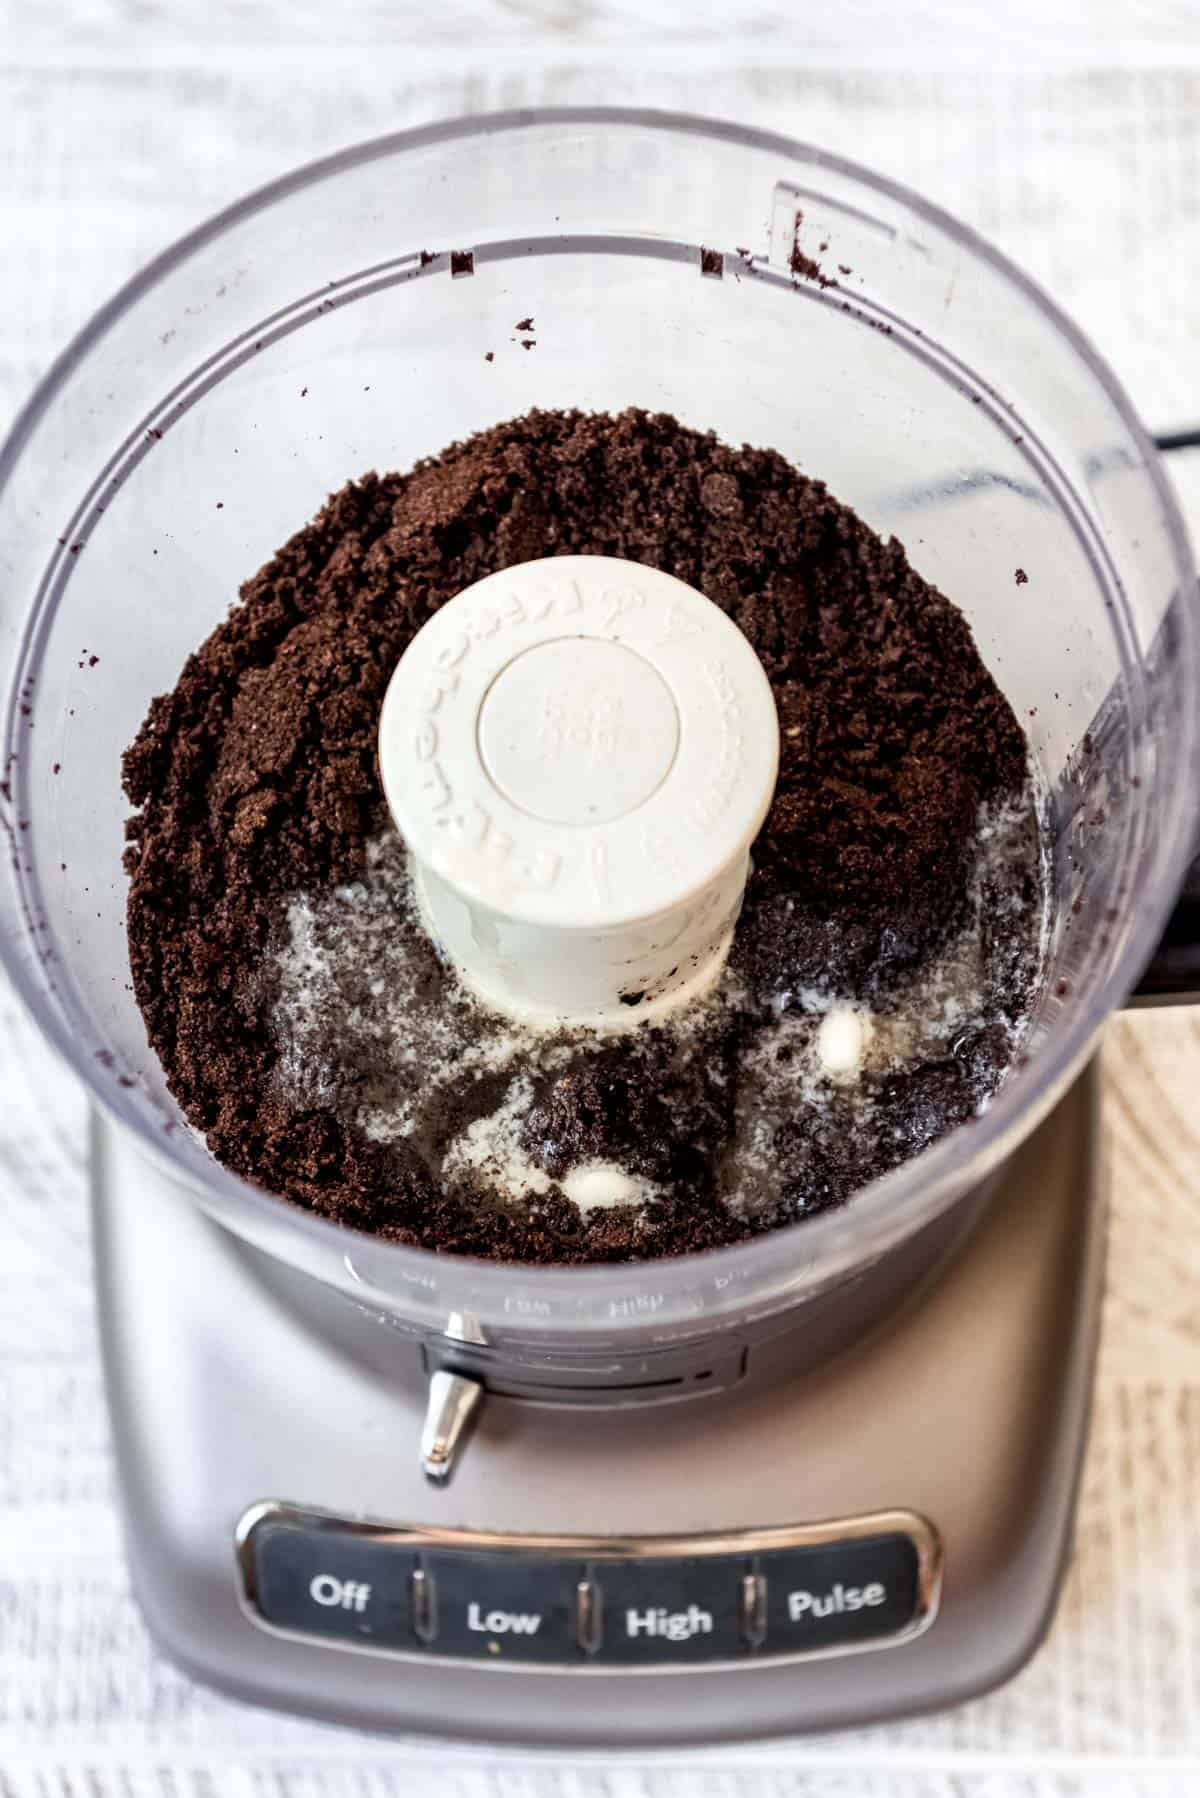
left=484, top=352, right=494, bottom=363
left=789, top=212, right=835, bottom=288
left=450, top=250, right=474, bottom=278
left=123, top=407, right=1035, bottom=1265
left=700, top=248, right=723, bottom=277
left=515, top=316, right=534, bottom=331
left=1014, top=567, right=1028, bottom=585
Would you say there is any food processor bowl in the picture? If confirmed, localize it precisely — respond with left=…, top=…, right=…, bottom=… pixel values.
left=2, top=110, right=1196, bottom=1372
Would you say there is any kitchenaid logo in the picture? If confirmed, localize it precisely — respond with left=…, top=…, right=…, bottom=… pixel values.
left=410, top=632, right=469, bottom=819
left=787, top=1580, right=888, bottom=1623
left=410, top=629, right=562, bottom=893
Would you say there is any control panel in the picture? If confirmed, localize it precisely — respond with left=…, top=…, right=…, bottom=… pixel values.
left=237, top=1505, right=940, bottom=1671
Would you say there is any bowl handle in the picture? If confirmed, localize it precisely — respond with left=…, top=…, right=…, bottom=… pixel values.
left=1129, top=432, right=1200, bottom=1006
left=1130, top=847, right=1200, bottom=1005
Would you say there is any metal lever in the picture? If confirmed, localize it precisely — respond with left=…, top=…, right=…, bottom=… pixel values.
left=420, top=1369, right=484, bottom=1484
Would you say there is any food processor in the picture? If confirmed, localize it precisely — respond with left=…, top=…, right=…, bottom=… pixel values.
left=2, top=109, right=1199, bottom=1746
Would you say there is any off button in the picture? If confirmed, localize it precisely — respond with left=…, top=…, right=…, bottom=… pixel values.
left=247, top=1519, right=414, bottom=1645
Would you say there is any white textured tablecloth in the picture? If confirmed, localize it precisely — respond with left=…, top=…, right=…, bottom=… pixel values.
left=5, top=7, right=1200, bottom=1792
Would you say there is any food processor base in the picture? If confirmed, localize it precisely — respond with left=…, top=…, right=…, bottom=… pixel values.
left=92, top=1066, right=1104, bottom=1746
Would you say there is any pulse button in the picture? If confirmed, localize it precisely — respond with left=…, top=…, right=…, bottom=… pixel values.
left=764, top=1533, right=921, bottom=1651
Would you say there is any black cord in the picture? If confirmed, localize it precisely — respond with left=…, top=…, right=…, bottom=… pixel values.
left=1155, top=428, right=1200, bottom=454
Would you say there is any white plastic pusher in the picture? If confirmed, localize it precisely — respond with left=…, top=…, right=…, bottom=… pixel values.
left=378, top=555, right=780, bottom=1027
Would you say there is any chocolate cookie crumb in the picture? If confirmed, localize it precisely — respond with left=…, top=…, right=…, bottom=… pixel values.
left=124, top=407, right=1040, bottom=1264
left=789, top=212, right=834, bottom=288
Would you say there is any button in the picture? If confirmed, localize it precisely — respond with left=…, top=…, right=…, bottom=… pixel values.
left=594, top=1557, right=746, bottom=1663
left=247, top=1520, right=414, bottom=1645
left=420, top=1551, right=580, bottom=1663
left=763, top=1532, right=921, bottom=1652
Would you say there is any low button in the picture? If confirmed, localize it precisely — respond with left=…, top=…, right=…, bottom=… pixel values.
left=247, top=1521, right=414, bottom=1645
left=421, top=1552, right=580, bottom=1663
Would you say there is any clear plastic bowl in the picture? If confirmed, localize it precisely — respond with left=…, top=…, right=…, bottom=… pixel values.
left=1, top=109, right=1196, bottom=1361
